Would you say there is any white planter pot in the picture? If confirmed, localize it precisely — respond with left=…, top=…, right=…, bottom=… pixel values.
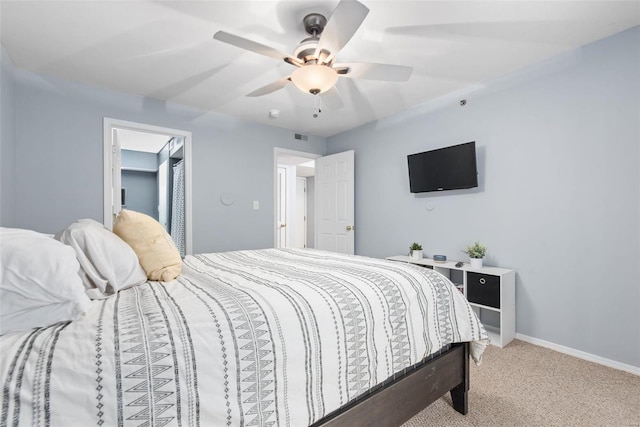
left=470, top=258, right=483, bottom=268
left=410, top=250, right=423, bottom=260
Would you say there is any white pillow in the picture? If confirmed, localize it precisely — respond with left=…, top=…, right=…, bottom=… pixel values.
left=0, top=228, right=92, bottom=335
left=55, top=219, right=147, bottom=299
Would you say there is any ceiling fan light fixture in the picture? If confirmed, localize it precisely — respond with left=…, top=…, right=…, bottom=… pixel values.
left=291, top=64, right=338, bottom=95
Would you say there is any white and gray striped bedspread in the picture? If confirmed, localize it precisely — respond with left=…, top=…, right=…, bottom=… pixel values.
left=0, top=248, right=488, bottom=426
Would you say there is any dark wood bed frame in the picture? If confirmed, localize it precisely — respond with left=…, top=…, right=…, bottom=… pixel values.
left=313, top=342, right=470, bottom=427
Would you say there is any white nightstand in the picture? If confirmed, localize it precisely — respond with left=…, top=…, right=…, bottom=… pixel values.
left=386, top=255, right=516, bottom=347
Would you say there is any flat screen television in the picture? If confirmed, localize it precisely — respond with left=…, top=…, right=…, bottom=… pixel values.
left=407, top=141, right=478, bottom=193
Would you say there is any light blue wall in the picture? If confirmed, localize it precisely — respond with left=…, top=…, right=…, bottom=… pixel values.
left=11, top=70, right=327, bottom=252
left=121, top=149, right=158, bottom=171
left=121, top=170, right=158, bottom=220
left=328, top=27, right=640, bottom=368
left=120, top=150, right=160, bottom=221
left=1, top=48, right=16, bottom=227
left=121, top=150, right=159, bottom=220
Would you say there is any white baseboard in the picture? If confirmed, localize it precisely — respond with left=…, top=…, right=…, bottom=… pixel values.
left=515, top=333, right=640, bottom=376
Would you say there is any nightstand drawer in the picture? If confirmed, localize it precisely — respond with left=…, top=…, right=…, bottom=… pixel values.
left=466, top=272, right=500, bottom=309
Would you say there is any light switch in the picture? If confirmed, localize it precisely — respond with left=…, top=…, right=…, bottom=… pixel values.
left=253, top=201, right=259, bottom=210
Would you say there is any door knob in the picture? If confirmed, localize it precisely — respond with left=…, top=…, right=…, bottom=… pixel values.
left=280, top=224, right=286, bottom=228
left=346, top=225, right=354, bottom=231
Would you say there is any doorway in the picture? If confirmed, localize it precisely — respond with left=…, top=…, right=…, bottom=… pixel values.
left=274, top=149, right=320, bottom=249
left=103, top=118, right=193, bottom=255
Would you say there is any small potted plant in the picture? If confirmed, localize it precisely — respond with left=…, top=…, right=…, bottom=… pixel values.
left=409, top=242, right=423, bottom=260
left=463, top=241, right=486, bottom=268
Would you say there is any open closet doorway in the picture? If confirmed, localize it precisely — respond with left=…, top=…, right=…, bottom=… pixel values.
left=274, top=148, right=320, bottom=249
left=103, top=118, right=193, bottom=256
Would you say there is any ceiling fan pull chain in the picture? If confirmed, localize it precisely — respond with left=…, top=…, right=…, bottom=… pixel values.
left=313, top=95, right=322, bottom=119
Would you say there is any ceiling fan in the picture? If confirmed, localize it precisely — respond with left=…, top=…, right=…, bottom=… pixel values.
left=213, top=0, right=413, bottom=109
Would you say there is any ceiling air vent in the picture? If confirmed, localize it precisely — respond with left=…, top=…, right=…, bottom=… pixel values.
left=294, top=133, right=308, bottom=141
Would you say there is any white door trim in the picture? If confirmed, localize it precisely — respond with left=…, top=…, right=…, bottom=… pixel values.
left=103, top=118, right=193, bottom=255
left=276, top=166, right=287, bottom=248
left=273, top=148, right=321, bottom=248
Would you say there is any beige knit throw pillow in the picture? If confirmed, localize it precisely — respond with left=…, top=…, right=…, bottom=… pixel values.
left=113, top=209, right=182, bottom=282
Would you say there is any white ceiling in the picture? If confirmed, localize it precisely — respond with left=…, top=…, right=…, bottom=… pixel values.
left=2, top=1, right=638, bottom=137
left=278, top=154, right=316, bottom=177
left=117, top=128, right=172, bottom=153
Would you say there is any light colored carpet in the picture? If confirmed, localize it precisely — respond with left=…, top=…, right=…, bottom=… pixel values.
left=402, top=340, right=640, bottom=427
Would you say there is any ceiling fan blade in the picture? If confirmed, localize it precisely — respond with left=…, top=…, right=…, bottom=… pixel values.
left=246, top=77, right=291, bottom=97
left=314, top=0, right=369, bottom=64
left=334, top=62, right=413, bottom=82
left=319, top=86, right=344, bottom=110
left=214, top=31, right=302, bottom=66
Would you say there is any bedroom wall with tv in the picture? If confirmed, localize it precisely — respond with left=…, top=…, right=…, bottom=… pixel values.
left=2, top=54, right=327, bottom=253
left=327, top=27, right=640, bottom=369
left=1, top=48, right=16, bottom=227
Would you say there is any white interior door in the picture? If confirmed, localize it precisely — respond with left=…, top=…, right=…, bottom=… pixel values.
left=276, top=167, right=287, bottom=248
left=294, top=177, right=307, bottom=249
left=315, top=150, right=355, bottom=254
left=111, top=129, right=122, bottom=222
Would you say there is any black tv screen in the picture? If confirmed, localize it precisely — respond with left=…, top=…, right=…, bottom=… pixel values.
left=407, top=141, right=478, bottom=193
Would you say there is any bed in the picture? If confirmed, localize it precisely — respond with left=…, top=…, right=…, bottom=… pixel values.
left=1, top=225, right=488, bottom=426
